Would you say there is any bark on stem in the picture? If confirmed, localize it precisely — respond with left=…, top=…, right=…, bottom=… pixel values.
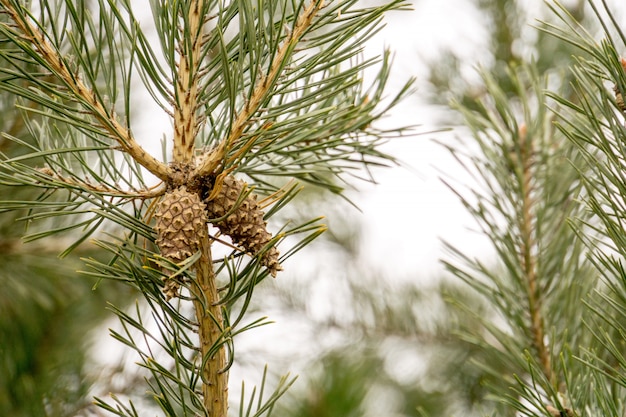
left=172, top=1, right=228, bottom=412
left=174, top=0, right=205, bottom=163
left=193, top=233, right=228, bottom=416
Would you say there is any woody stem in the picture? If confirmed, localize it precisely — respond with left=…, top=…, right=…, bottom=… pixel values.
left=173, top=0, right=206, bottom=163
left=193, top=234, right=228, bottom=416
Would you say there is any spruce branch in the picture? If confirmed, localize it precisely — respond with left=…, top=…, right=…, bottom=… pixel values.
left=0, top=0, right=171, bottom=181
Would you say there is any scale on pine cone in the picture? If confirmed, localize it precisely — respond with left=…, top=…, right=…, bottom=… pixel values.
left=154, top=186, right=208, bottom=299
left=204, top=175, right=282, bottom=277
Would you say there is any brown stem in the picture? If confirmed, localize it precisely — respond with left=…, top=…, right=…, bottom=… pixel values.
left=192, top=0, right=326, bottom=178
left=518, top=126, right=553, bottom=385
left=193, top=233, right=228, bottom=416
left=35, top=168, right=166, bottom=198
left=0, top=1, right=171, bottom=182
left=174, top=0, right=205, bottom=163
left=172, top=3, right=228, bottom=411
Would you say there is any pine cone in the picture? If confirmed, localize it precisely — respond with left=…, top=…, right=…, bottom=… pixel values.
left=205, top=176, right=282, bottom=277
left=154, top=186, right=207, bottom=298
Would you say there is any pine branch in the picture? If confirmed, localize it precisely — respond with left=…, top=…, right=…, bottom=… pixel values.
left=442, top=63, right=597, bottom=413
left=169, top=4, right=228, bottom=411
left=35, top=167, right=167, bottom=199
left=192, top=233, right=228, bottom=417
left=517, top=125, right=553, bottom=386
left=0, top=1, right=411, bottom=415
left=174, top=0, right=208, bottom=163
left=545, top=3, right=626, bottom=413
left=0, top=0, right=171, bottom=181
left=193, top=0, right=326, bottom=182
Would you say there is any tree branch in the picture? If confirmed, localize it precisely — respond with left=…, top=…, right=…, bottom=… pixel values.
left=518, top=124, right=553, bottom=385
left=35, top=167, right=166, bottom=199
left=173, top=0, right=206, bottom=163
left=0, top=0, right=171, bottom=182
left=192, top=0, right=326, bottom=179
left=193, top=233, right=228, bottom=417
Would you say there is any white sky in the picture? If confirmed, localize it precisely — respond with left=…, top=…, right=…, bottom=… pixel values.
left=352, top=0, right=499, bottom=280
left=231, top=0, right=559, bottom=406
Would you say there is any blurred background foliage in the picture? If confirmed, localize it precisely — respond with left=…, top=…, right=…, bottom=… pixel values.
left=2, top=0, right=624, bottom=416
left=0, top=79, right=135, bottom=416
left=426, top=0, right=587, bottom=114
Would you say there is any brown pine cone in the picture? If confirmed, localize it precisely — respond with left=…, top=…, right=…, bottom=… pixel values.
left=154, top=186, right=208, bottom=298
left=205, top=176, right=282, bottom=277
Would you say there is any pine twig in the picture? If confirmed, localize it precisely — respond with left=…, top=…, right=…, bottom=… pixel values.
left=0, top=0, right=171, bottom=182
left=170, top=2, right=229, bottom=414
left=193, top=233, right=228, bottom=417
left=192, top=0, right=326, bottom=183
left=517, top=124, right=554, bottom=386
left=36, top=167, right=167, bottom=199
left=174, top=0, right=206, bottom=163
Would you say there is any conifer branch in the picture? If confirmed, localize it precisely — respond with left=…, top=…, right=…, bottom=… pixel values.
left=36, top=167, right=166, bottom=199
left=192, top=0, right=326, bottom=180
left=0, top=0, right=171, bottom=182
left=169, top=4, right=231, bottom=413
left=0, top=1, right=410, bottom=414
left=173, top=0, right=206, bottom=163
left=517, top=125, right=553, bottom=386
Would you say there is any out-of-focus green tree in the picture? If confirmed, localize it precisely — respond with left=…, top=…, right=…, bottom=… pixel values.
left=0, top=77, right=134, bottom=416
left=427, top=0, right=587, bottom=113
